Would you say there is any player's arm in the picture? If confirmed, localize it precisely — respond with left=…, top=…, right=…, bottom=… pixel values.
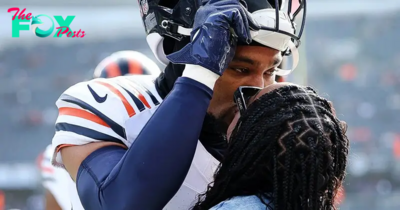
left=57, top=1, right=254, bottom=208
left=56, top=66, right=217, bottom=210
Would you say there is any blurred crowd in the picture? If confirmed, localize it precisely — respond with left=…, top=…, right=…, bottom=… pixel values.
left=305, top=13, right=400, bottom=209
left=0, top=7, right=399, bottom=210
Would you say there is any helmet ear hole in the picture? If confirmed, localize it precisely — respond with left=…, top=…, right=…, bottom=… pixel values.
left=163, top=36, right=191, bottom=55
left=163, top=37, right=176, bottom=55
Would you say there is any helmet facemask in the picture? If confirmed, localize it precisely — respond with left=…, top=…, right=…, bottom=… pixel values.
left=139, top=0, right=306, bottom=75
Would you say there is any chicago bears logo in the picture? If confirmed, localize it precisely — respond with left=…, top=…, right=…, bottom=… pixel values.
left=140, top=0, right=149, bottom=15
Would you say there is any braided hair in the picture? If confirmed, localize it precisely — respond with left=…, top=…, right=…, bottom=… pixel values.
left=192, top=85, right=349, bottom=210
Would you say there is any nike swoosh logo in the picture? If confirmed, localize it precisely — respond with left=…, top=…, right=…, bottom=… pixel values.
left=87, top=84, right=108, bottom=103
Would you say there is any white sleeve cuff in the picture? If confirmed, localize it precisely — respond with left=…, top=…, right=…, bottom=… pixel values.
left=182, top=64, right=219, bottom=90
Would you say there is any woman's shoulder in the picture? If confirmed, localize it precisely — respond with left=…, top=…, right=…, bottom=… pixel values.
left=210, top=195, right=271, bottom=210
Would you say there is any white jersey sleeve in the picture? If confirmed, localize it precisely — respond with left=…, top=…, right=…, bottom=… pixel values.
left=51, top=74, right=220, bottom=210
left=39, top=144, right=72, bottom=210
left=51, top=75, right=162, bottom=167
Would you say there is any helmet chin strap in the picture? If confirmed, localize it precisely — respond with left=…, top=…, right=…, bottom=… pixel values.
left=177, top=26, right=192, bottom=36
left=275, top=41, right=299, bottom=76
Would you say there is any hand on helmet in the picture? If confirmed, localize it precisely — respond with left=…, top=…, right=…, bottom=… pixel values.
left=167, top=0, right=260, bottom=76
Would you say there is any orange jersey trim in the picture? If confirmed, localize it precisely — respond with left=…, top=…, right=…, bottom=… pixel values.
left=124, top=81, right=151, bottom=108
left=59, top=107, right=110, bottom=127
left=95, top=81, right=136, bottom=117
left=56, top=144, right=76, bottom=154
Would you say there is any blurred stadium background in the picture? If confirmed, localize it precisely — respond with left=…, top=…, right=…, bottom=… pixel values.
left=0, top=0, right=399, bottom=209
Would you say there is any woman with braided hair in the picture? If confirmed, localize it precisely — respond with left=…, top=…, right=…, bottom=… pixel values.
left=192, top=83, right=349, bottom=210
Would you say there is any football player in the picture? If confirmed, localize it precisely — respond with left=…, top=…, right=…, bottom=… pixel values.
left=92, top=50, right=161, bottom=78
left=51, top=0, right=306, bottom=209
left=39, top=50, right=159, bottom=210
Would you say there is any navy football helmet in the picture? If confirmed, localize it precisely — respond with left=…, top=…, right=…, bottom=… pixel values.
left=93, top=50, right=161, bottom=78
left=138, top=0, right=306, bottom=75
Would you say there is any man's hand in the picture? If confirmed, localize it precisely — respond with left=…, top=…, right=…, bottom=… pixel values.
left=167, top=0, right=259, bottom=75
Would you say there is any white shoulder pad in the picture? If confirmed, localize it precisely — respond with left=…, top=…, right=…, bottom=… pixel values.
left=52, top=75, right=162, bottom=167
